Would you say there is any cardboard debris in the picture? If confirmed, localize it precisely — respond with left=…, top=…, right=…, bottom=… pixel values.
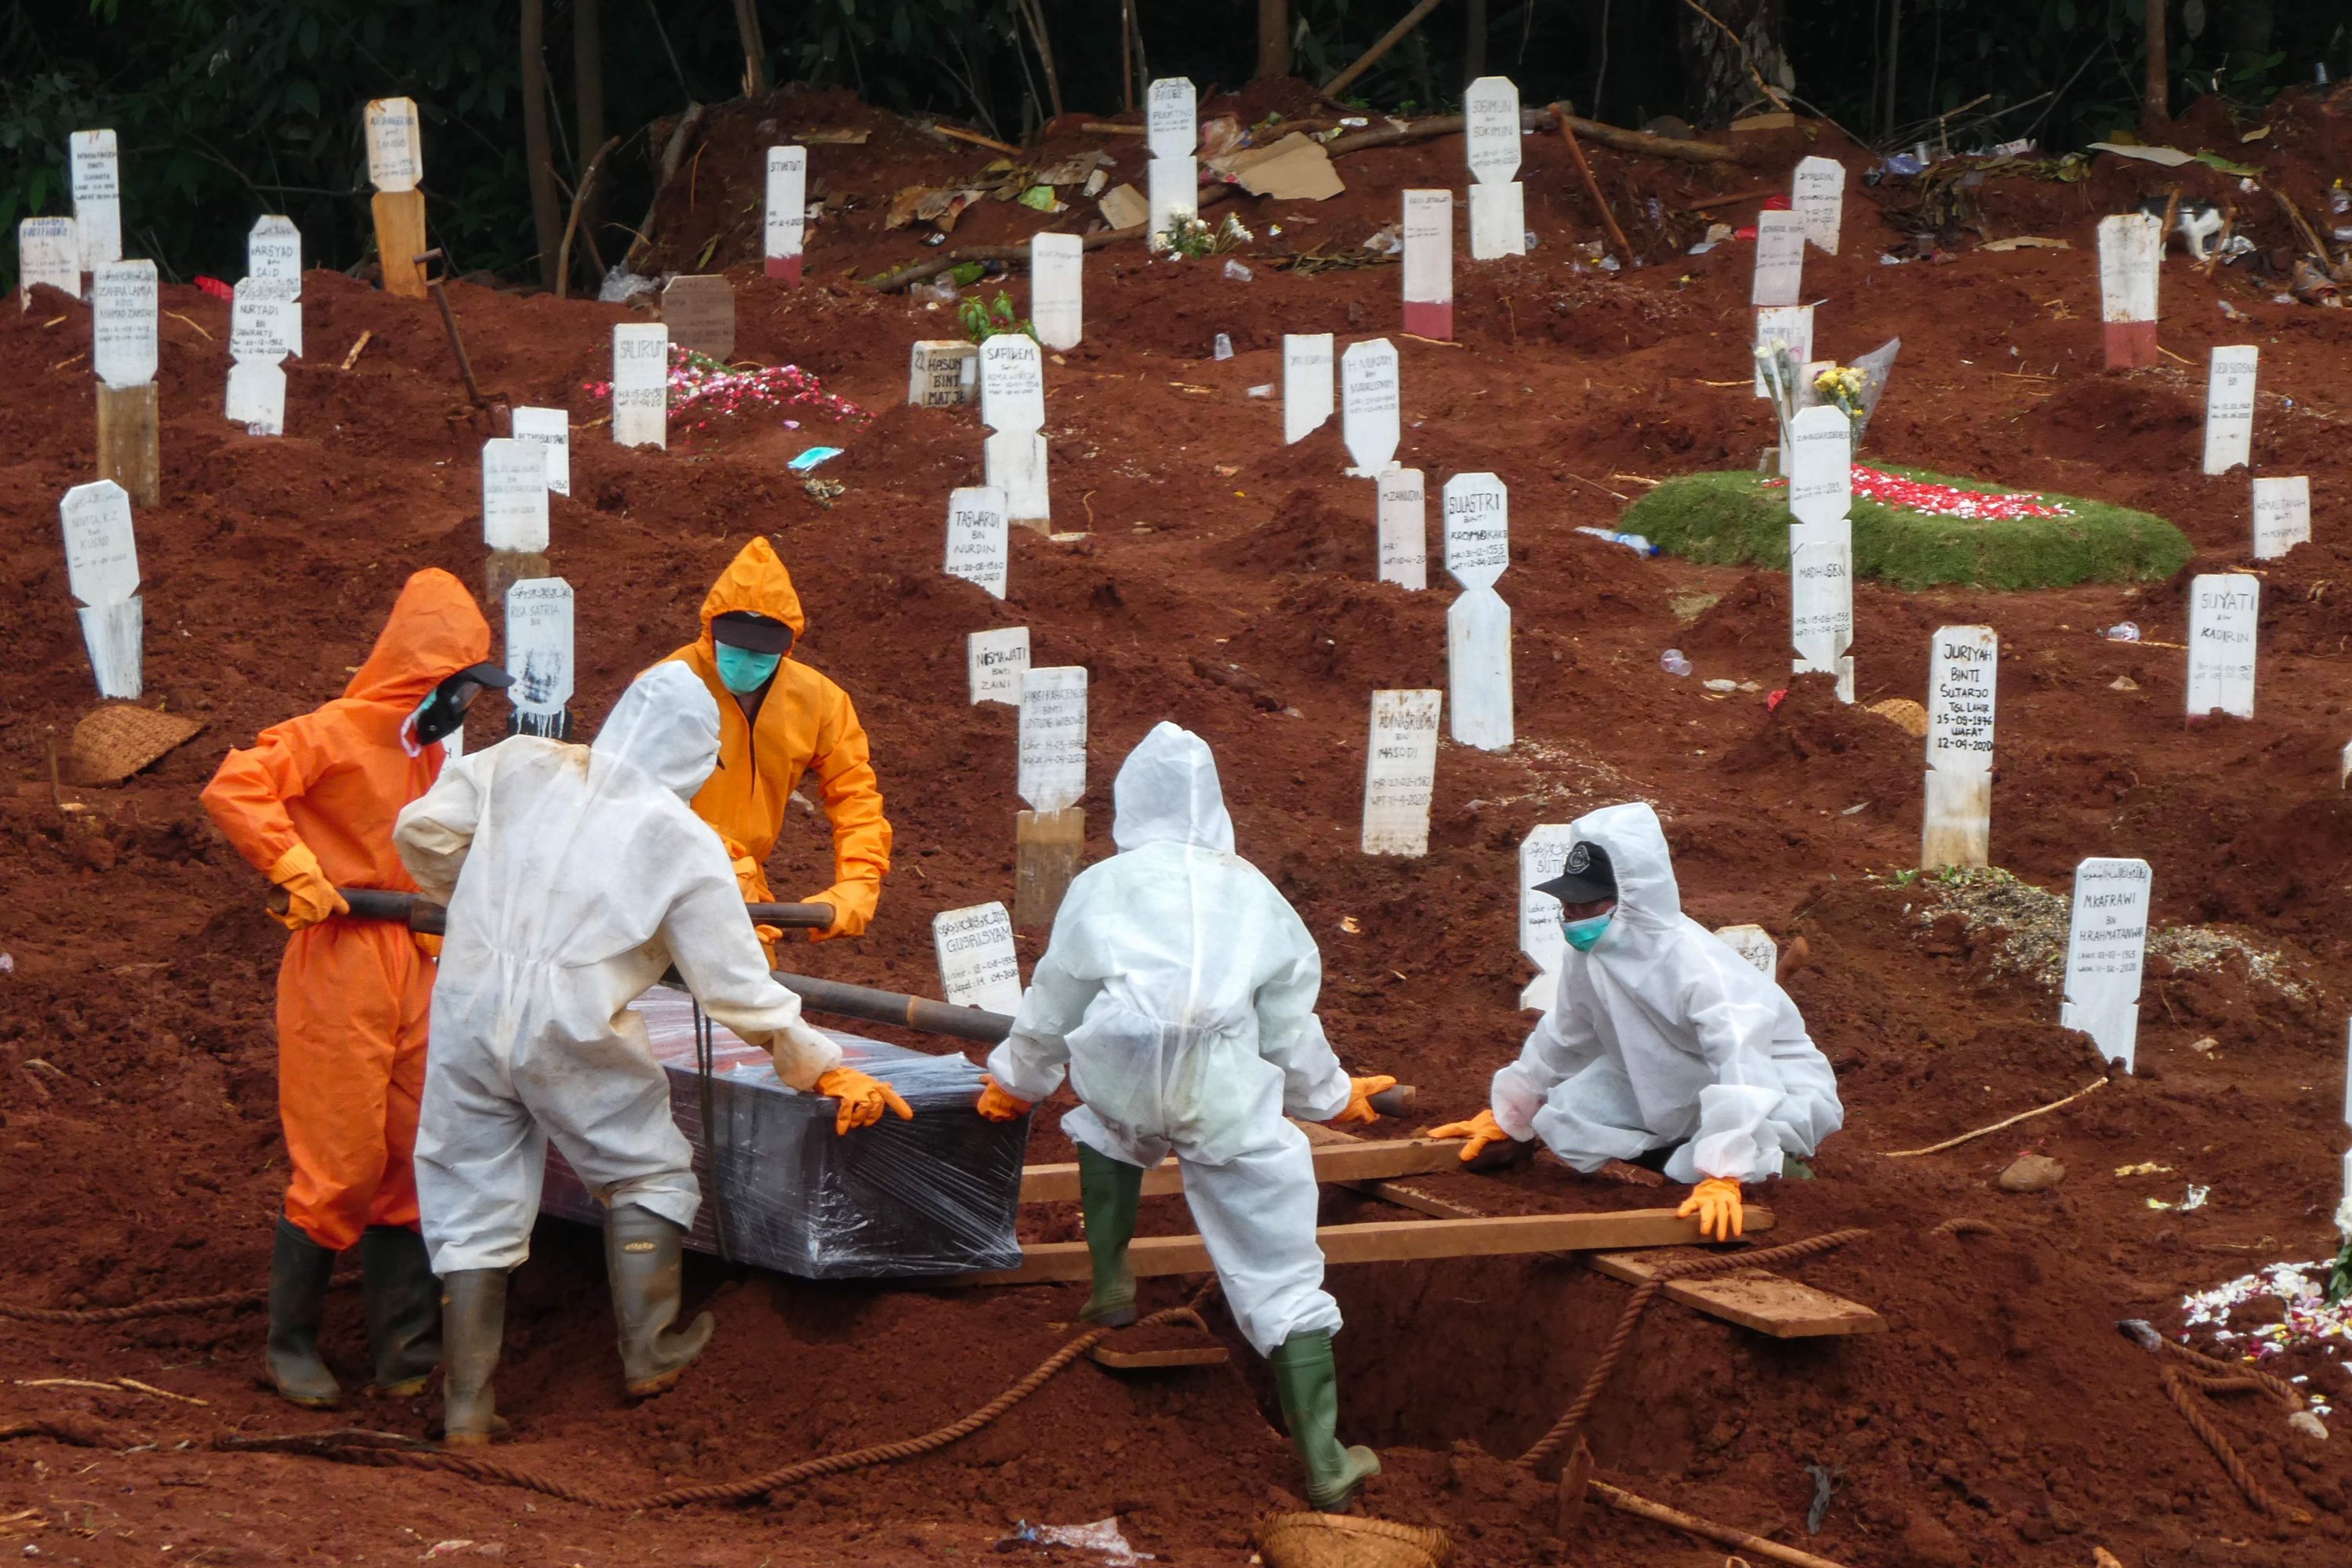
left=1098, top=183, right=1149, bottom=230
left=1981, top=236, right=2071, bottom=252
left=69, top=703, right=204, bottom=784
left=2088, top=141, right=2195, bottom=168
left=1731, top=112, right=1798, bottom=133
left=886, top=185, right=984, bottom=232
left=1209, top=133, right=1345, bottom=202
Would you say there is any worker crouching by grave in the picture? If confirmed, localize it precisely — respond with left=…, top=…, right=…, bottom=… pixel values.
left=200, top=568, right=507, bottom=1410
left=974, top=723, right=1396, bottom=1513
left=1432, top=802, right=1842, bottom=1241
left=391, top=663, right=909, bottom=1445
left=662, top=537, right=890, bottom=958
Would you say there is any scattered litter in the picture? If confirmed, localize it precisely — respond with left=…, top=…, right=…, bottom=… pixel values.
left=1658, top=649, right=1693, bottom=677
left=2182, top=1185, right=2211, bottom=1212
left=0, top=954, right=13, bottom=975
left=1573, top=525, right=1659, bottom=557
left=1017, top=186, right=1062, bottom=213
left=1222, top=259, right=1254, bottom=283
left=1703, top=678, right=1740, bottom=693
left=786, top=446, right=844, bottom=472
left=2116, top=1163, right=2174, bottom=1177
left=1212, top=333, right=1234, bottom=361
left=1340, top=916, right=1362, bottom=935
left=911, top=279, right=959, bottom=306
left=1805, top=1463, right=1841, bottom=1534
left=597, top=265, right=655, bottom=303
left=2187, top=1036, right=2218, bottom=1054
left=2089, top=141, right=2198, bottom=168
left=1362, top=223, right=1402, bottom=256
left=2108, top=675, right=2140, bottom=691
left=1980, top=236, right=2070, bottom=252
left=2103, top=622, right=2142, bottom=642
left=2290, top=1410, right=2329, bottom=1440
left=996, top=1519, right=1155, bottom=1568
left=1246, top=383, right=1273, bottom=398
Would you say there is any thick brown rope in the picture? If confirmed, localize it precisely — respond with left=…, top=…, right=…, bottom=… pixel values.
left=208, top=1304, right=1213, bottom=1509
left=2150, top=1338, right=2309, bottom=1520
left=1516, top=1229, right=1869, bottom=1470
left=0, top=1287, right=267, bottom=1325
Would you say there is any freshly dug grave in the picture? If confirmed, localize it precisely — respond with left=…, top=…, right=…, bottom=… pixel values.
left=6, top=85, right=2352, bottom=1568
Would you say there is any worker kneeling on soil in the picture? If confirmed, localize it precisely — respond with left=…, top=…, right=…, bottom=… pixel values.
left=662, top=537, right=891, bottom=955
left=1432, top=801, right=1842, bottom=1241
left=201, top=568, right=507, bottom=1410
left=973, top=722, right=1396, bottom=1513
left=391, top=662, right=910, bottom=1445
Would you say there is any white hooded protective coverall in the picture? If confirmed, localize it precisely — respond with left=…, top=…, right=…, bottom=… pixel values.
left=985, top=723, right=1352, bottom=1356
left=394, top=663, right=842, bottom=1275
left=1490, top=801, right=1842, bottom=1184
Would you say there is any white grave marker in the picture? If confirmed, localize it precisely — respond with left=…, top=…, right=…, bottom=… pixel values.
left=249, top=215, right=302, bottom=286
left=503, top=576, right=575, bottom=736
left=1464, top=77, right=1526, bottom=261
left=979, top=333, right=1044, bottom=433
left=1713, top=924, right=1780, bottom=978
left=1147, top=155, right=1199, bottom=239
left=1751, top=209, right=1805, bottom=307
left=229, top=278, right=295, bottom=365
left=224, top=362, right=286, bottom=436
left=2186, top=572, right=2259, bottom=719
left=68, top=129, right=122, bottom=273
left=984, top=429, right=1051, bottom=528
left=1444, top=470, right=1513, bottom=748
left=1340, top=338, right=1401, bottom=474
left=2201, top=345, right=2258, bottom=475
left=611, top=323, right=668, bottom=448
left=1753, top=303, right=1814, bottom=399
left=1468, top=182, right=1526, bottom=263
left=59, top=479, right=142, bottom=699
left=510, top=406, right=571, bottom=496
left=1145, top=78, right=1197, bottom=160
left=481, top=439, right=550, bottom=553
left=2062, top=857, right=2153, bottom=1071
left=92, top=260, right=157, bottom=390
left=1361, top=689, right=1442, bottom=856
left=967, top=626, right=1030, bottom=706
left=365, top=98, right=423, bottom=192
left=1791, top=156, right=1846, bottom=255
left=1785, top=405, right=1852, bottom=528
left=1922, top=625, right=1997, bottom=869
left=1789, top=520, right=1855, bottom=703
left=945, top=486, right=1010, bottom=599
left=1401, top=190, right=1454, bottom=339
left=1377, top=469, right=1427, bottom=590
left=1519, top=823, right=1577, bottom=1007
left=933, top=902, right=1023, bottom=1014
left=1442, top=473, right=1508, bottom=590
left=764, top=146, right=808, bottom=284
left=2252, top=476, right=2311, bottom=561
left=1018, top=666, right=1088, bottom=812
left=2097, top=212, right=2162, bottom=368
left=908, top=340, right=979, bottom=408
left=1030, top=233, right=1083, bottom=350
left=1283, top=333, right=1334, bottom=445
left=18, top=217, right=80, bottom=307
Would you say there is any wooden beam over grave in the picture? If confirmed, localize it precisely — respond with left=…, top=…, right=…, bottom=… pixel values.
left=1588, top=1247, right=1885, bottom=1339
left=1018, top=1136, right=1469, bottom=1205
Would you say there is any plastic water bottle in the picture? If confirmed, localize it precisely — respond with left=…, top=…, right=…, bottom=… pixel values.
left=1222, top=259, right=1253, bottom=282
left=2103, top=621, right=2141, bottom=642
left=1660, top=649, right=1693, bottom=677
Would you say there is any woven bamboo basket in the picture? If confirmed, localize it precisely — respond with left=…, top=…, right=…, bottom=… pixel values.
left=1254, top=1512, right=1454, bottom=1568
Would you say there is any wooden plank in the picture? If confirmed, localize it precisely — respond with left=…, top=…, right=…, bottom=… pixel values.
left=95, top=381, right=160, bottom=508
left=373, top=190, right=429, bottom=299
left=1588, top=1247, right=1884, bottom=1339
left=952, top=1207, right=1777, bottom=1287
left=1018, top=1137, right=1469, bottom=1206
left=1294, top=1120, right=1486, bottom=1218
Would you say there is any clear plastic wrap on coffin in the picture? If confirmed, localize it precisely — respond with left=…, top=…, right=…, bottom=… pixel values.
left=541, top=988, right=1028, bottom=1278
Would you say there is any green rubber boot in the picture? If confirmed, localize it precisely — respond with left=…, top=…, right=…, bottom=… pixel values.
left=606, top=1204, right=715, bottom=1398
left=1076, top=1145, right=1144, bottom=1328
left=1269, top=1330, right=1381, bottom=1512
left=437, top=1269, right=506, bottom=1446
left=265, top=1216, right=341, bottom=1409
left=361, top=1225, right=442, bottom=1396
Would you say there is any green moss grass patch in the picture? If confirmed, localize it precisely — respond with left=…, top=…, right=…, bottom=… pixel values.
left=1621, top=465, right=2192, bottom=591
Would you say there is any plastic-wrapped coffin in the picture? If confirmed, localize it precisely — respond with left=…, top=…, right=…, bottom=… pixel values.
left=541, top=989, right=1026, bottom=1278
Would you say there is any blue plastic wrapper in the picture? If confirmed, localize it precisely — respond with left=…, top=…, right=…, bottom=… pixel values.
left=541, top=988, right=1027, bottom=1278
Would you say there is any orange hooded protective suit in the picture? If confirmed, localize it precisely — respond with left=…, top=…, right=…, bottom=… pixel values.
left=662, top=539, right=891, bottom=939
left=201, top=569, right=492, bottom=1252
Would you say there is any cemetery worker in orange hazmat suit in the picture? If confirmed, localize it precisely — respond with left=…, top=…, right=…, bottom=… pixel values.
left=199, top=568, right=509, bottom=1410
left=393, top=663, right=909, bottom=1445
left=1431, top=802, right=1842, bottom=1243
left=662, top=538, right=890, bottom=957
left=972, top=723, right=1396, bottom=1514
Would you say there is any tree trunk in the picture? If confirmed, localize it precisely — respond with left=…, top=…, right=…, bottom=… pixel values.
left=1674, top=0, right=1791, bottom=128
left=2224, top=0, right=2274, bottom=75
left=734, top=0, right=769, bottom=96
left=573, top=0, right=604, bottom=290
left=1257, top=0, right=1290, bottom=80
left=2142, top=0, right=2168, bottom=132
left=1465, top=0, right=1486, bottom=82
left=520, top=0, right=563, bottom=290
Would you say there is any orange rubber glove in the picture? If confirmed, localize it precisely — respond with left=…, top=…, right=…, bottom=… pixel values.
left=798, top=884, right=874, bottom=942
left=413, top=932, right=445, bottom=961
left=1333, top=1074, right=1399, bottom=1127
left=975, top=1075, right=1033, bottom=1122
left=1426, top=1109, right=1508, bottom=1163
left=814, top=1066, right=914, bottom=1135
left=1677, top=1177, right=1744, bottom=1242
left=751, top=924, right=783, bottom=967
left=266, top=843, right=348, bottom=931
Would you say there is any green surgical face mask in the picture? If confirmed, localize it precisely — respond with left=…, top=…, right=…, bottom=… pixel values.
left=1562, top=912, right=1613, bottom=953
left=714, top=644, right=782, bottom=695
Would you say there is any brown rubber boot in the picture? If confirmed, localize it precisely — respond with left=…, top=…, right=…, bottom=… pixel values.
left=266, top=1217, right=341, bottom=1409
left=361, top=1225, right=442, bottom=1396
left=605, top=1204, right=714, bottom=1398
left=437, top=1269, right=506, bottom=1446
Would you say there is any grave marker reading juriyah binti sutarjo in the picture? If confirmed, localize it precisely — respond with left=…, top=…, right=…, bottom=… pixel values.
left=1360, top=689, right=1441, bottom=856
left=365, top=97, right=426, bottom=299
left=2186, top=572, right=2258, bottom=719
left=59, top=478, right=143, bottom=700
left=611, top=323, right=668, bottom=449
left=17, top=217, right=80, bottom=308
left=92, top=257, right=160, bottom=506
left=944, top=486, right=1010, bottom=600
left=980, top=333, right=1050, bottom=528
left=2062, top=857, right=2152, bottom=1072
left=1145, top=78, right=1198, bottom=240
left=764, top=146, right=808, bottom=284
left=2251, top=475, right=2310, bottom=561
left=69, top=129, right=122, bottom=274
left=1377, top=468, right=1427, bottom=590
left=1030, top=233, right=1083, bottom=350
left=510, top=406, right=571, bottom=496
left=2096, top=212, right=2161, bottom=369
left=1463, top=76, right=1525, bottom=261
left=1015, top=666, right=1088, bottom=930
left=1785, top=404, right=1855, bottom=703
left=1402, top=189, right=1454, bottom=339
left=1284, top=333, right=1334, bottom=445
left=933, top=902, right=1022, bottom=1014
left=1921, top=625, right=1997, bottom=870
left=967, top=626, right=1030, bottom=706
left=2202, top=345, right=2257, bottom=476
left=1444, top=471, right=1512, bottom=750
left=1518, top=822, right=1576, bottom=1007
left=503, top=576, right=575, bottom=739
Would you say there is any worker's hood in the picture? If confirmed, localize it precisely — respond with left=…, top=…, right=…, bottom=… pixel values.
left=1568, top=801, right=1681, bottom=933
left=592, top=663, right=721, bottom=801
left=344, top=568, right=493, bottom=706
left=695, top=537, right=808, bottom=659
left=1112, top=722, right=1236, bottom=854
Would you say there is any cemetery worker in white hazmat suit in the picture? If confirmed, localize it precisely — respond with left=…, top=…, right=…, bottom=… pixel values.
left=1431, top=801, right=1842, bottom=1243
left=971, top=722, right=1398, bottom=1513
left=391, top=663, right=911, bottom=1445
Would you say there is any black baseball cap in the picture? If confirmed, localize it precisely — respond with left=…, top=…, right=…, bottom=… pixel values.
left=1535, top=840, right=1617, bottom=904
left=450, top=660, right=514, bottom=689
left=711, top=611, right=794, bottom=655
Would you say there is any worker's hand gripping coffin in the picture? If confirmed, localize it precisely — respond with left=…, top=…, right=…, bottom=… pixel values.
left=541, top=991, right=1027, bottom=1277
